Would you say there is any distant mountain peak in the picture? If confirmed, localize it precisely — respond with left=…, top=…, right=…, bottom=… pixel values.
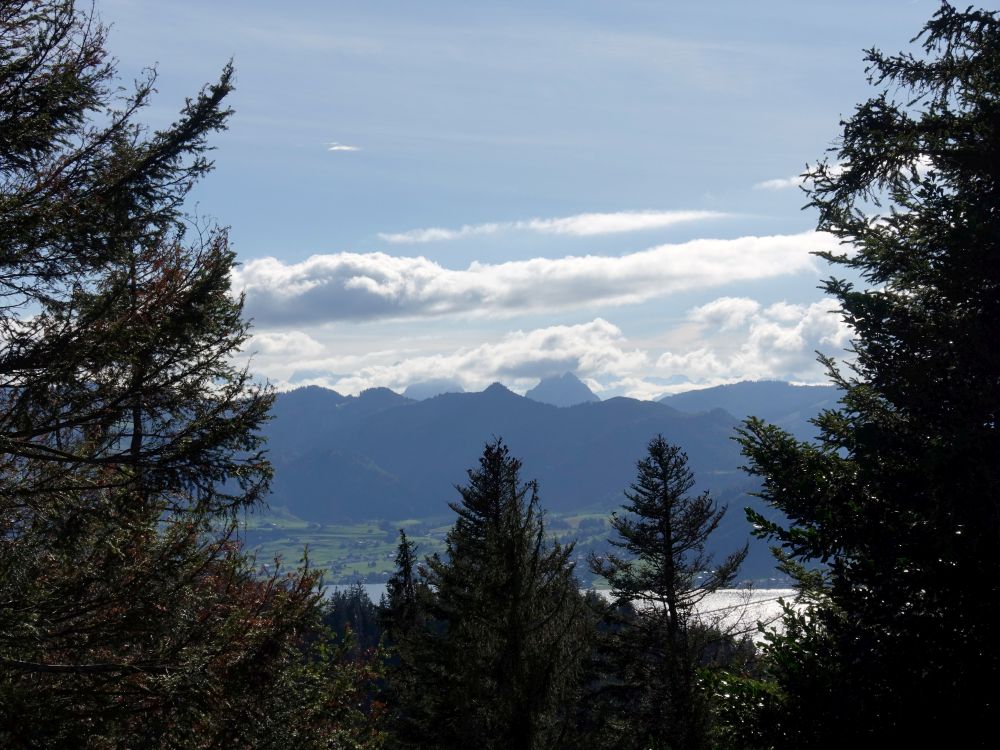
left=356, top=387, right=412, bottom=408
left=403, top=378, right=465, bottom=400
left=287, top=384, right=345, bottom=399
left=358, top=386, right=401, bottom=398
left=525, top=372, right=600, bottom=408
left=483, top=381, right=517, bottom=396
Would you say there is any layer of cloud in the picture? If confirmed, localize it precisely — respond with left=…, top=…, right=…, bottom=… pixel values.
left=243, top=296, right=852, bottom=399
left=327, top=142, right=361, bottom=152
left=247, top=319, right=646, bottom=396
left=688, top=296, right=762, bottom=331
left=235, top=231, right=838, bottom=326
left=753, top=175, right=804, bottom=191
left=655, top=297, right=851, bottom=386
left=377, top=209, right=725, bottom=243
left=250, top=330, right=326, bottom=358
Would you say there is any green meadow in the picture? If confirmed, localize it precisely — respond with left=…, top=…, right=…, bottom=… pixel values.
left=240, top=508, right=613, bottom=584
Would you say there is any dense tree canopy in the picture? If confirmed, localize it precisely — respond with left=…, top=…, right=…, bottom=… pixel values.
left=385, top=439, right=591, bottom=749
left=738, top=3, right=1000, bottom=744
left=11, top=1, right=1000, bottom=746
left=0, top=2, right=382, bottom=746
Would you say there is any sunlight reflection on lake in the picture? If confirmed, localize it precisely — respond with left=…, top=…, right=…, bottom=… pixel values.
left=327, top=584, right=797, bottom=642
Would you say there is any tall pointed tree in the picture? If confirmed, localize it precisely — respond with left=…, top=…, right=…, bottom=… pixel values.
left=591, top=435, right=747, bottom=750
left=391, top=439, right=590, bottom=749
left=737, top=4, right=1000, bottom=744
left=382, top=530, right=421, bottom=642
left=0, top=2, right=381, bottom=746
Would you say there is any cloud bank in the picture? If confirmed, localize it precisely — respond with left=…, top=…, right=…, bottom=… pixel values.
left=655, top=297, right=851, bottom=385
left=377, top=209, right=725, bottom=243
left=247, top=319, right=643, bottom=396
left=235, top=231, right=837, bottom=326
left=243, top=296, right=852, bottom=399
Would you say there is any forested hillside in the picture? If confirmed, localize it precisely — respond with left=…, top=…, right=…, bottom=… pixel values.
left=259, top=380, right=842, bottom=582
left=266, top=383, right=747, bottom=520
left=3, top=2, right=998, bottom=748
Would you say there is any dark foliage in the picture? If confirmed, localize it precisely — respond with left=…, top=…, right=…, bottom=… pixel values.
left=384, top=439, right=593, bottom=749
left=737, top=3, right=1000, bottom=745
left=381, top=530, right=420, bottom=644
left=325, top=583, right=383, bottom=657
left=590, top=435, right=747, bottom=750
left=0, top=2, right=382, bottom=746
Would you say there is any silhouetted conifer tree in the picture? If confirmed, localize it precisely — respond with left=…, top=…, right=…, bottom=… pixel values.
left=382, top=530, right=421, bottom=641
left=0, top=2, right=382, bottom=746
left=388, top=439, right=591, bottom=749
left=736, top=4, right=1000, bottom=745
left=591, top=435, right=747, bottom=750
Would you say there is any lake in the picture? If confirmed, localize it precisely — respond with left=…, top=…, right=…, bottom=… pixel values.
left=327, top=583, right=797, bottom=641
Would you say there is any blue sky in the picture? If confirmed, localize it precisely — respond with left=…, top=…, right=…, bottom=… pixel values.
left=105, top=0, right=937, bottom=398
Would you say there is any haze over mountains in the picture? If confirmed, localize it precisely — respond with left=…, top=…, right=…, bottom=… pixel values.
left=393, top=373, right=839, bottom=424
left=402, top=372, right=599, bottom=406
left=268, top=382, right=734, bottom=521
left=265, top=378, right=839, bottom=520
left=263, top=379, right=839, bottom=578
left=660, top=380, right=839, bottom=440
left=402, top=378, right=465, bottom=400
left=524, top=372, right=600, bottom=407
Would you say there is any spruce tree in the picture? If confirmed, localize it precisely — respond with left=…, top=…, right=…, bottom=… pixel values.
left=591, top=435, right=747, bottom=750
left=383, top=530, right=421, bottom=642
left=737, top=4, right=1000, bottom=744
left=0, top=2, right=381, bottom=746
left=379, top=529, right=430, bottom=745
left=390, top=439, right=590, bottom=749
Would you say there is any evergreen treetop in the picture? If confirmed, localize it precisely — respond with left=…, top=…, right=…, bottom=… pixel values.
left=386, top=439, right=590, bottom=750
left=0, top=2, right=383, bottom=745
left=591, top=435, right=747, bottom=750
left=737, top=3, right=1000, bottom=743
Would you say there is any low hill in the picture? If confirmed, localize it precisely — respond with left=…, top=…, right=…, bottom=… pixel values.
left=661, top=380, right=840, bottom=439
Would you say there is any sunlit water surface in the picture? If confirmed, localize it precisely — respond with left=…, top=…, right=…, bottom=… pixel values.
left=327, top=584, right=797, bottom=642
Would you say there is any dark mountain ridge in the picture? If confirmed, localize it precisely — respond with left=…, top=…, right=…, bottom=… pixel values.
left=661, top=380, right=840, bottom=439
left=265, top=384, right=744, bottom=522
left=525, top=372, right=600, bottom=407
left=261, top=380, right=839, bottom=580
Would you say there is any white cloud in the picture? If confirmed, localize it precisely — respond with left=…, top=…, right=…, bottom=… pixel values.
left=242, top=296, right=852, bottom=400
left=234, top=231, right=838, bottom=326
left=327, top=142, right=361, bottom=152
left=378, top=223, right=503, bottom=243
left=378, top=209, right=725, bottom=243
left=248, top=319, right=648, bottom=396
left=655, top=298, right=851, bottom=385
left=688, top=296, right=761, bottom=331
left=600, top=376, right=673, bottom=402
left=248, top=330, right=326, bottom=358
left=753, top=175, right=804, bottom=191
left=754, top=163, right=847, bottom=191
